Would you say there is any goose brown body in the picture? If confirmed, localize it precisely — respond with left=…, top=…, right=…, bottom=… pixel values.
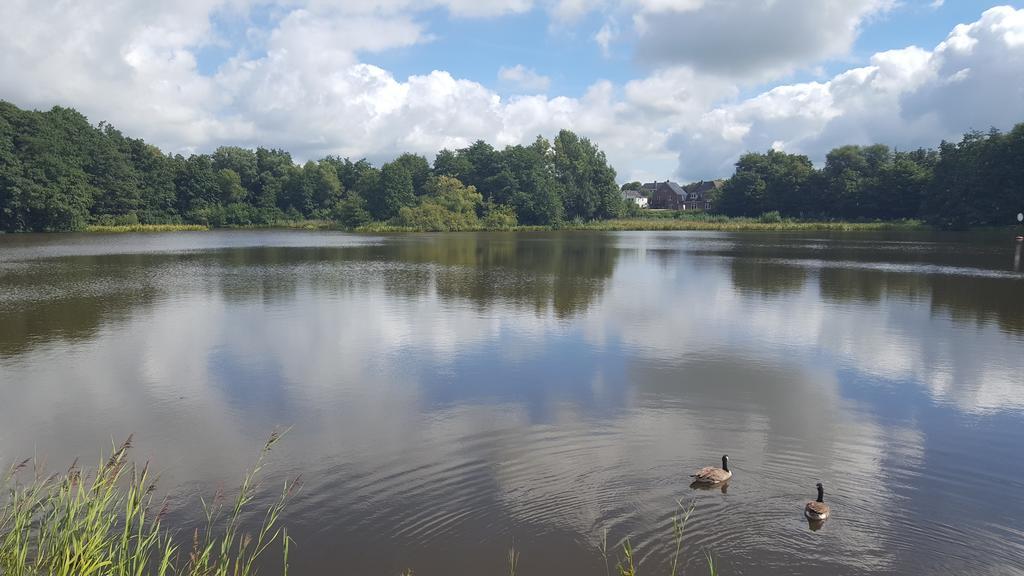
left=690, top=455, right=732, bottom=484
left=805, top=483, right=831, bottom=521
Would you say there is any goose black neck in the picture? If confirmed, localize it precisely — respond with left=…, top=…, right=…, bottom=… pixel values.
left=816, top=485, right=824, bottom=503
left=721, top=456, right=729, bottom=472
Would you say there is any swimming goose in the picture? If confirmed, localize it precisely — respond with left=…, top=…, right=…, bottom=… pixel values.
left=804, top=483, right=830, bottom=521
left=690, top=455, right=732, bottom=484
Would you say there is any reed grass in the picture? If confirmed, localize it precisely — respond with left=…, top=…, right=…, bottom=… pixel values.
left=669, top=499, right=694, bottom=576
left=616, top=539, right=637, bottom=576
left=507, top=543, right=520, bottom=576
left=265, top=220, right=338, bottom=231
left=705, top=553, right=717, bottom=576
left=82, top=216, right=926, bottom=234
left=563, top=217, right=925, bottom=232
left=0, top=432, right=298, bottom=576
left=592, top=500, right=716, bottom=576
left=85, top=224, right=209, bottom=233
left=355, top=217, right=926, bottom=233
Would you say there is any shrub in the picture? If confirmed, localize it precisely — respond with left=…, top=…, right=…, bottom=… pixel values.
left=331, top=195, right=372, bottom=229
left=483, top=202, right=518, bottom=230
left=397, top=202, right=481, bottom=231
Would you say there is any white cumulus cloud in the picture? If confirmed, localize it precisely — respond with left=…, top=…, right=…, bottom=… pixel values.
left=632, top=0, right=897, bottom=80
left=498, top=65, right=552, bottom=93
left=669, top=6, right=1024, bottom=179
left=0, top=1, right=1022, bottom=184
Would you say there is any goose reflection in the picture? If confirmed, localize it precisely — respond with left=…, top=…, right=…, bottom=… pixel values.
left=689, top=480, right=729, bottom=494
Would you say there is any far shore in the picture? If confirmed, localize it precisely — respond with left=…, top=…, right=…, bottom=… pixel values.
left=76, top=217, right=943, bottom=235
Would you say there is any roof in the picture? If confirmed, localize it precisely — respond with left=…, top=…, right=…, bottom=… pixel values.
left=622, top=189, right=644, bottom=199
left=683, top=180, right=724, bottom=199
left=657, top=181, right=687, bottom=197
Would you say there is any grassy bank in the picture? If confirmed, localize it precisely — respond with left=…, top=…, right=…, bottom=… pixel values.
left=81, top=214, right=931, bottom=235
left=85, top=221, right=344, bottom=233
left=355, top=214, right=927, bottom=233
left=85, top=223, right=210, bottom=233
left=561, top=217, right=926, bottom=232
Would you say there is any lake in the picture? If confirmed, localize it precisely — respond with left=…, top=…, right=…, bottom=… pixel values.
left=1, top=230, right=1023, bottom=575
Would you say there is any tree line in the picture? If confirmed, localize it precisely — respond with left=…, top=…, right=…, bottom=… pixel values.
left=2, top=99, right=1021, bottom=232
left=0, top=101, right=623, bottom=232
left=712, top=124, right=1024, bottom=228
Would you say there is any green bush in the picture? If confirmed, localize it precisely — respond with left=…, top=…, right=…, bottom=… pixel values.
left=397, top=203, right=481, bottom=231
left=136, top=210, right=182, bottom=225
left=394, top=176, right=487, bottom=231
left=331, top=195, right=372, bottom=229
left=397, top=203, right=452, bottom=231
left=483, top=202, right=518, bottom=230
left=622, top=199, right=644, bottom=218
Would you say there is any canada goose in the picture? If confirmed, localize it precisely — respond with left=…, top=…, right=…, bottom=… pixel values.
left=690, top=455, right=732, bottom=484
left=805, top=483, right=830, bottom=521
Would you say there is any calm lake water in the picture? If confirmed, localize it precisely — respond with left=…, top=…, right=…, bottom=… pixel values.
left=2, top=230, right=1023, bottom=575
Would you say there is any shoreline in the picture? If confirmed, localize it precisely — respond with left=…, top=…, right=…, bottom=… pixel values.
left=35, top=219, right=1020, bottom=235
left=75, top=218, right=937, bottom=234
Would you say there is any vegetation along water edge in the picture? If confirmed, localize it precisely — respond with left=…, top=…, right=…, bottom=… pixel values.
left=2, top=100, right=1022, bottom=234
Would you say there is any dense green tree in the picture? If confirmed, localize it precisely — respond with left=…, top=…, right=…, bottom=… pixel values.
left=175, top=155, right=218, bottom=215
left=391, top=153, right=431, bottom=196
left=372, top=161, right=415, bottom=220
left=216, top=168, right=247, bottom=204
left=457, top=140, right=504, bottom=200
left=309, top=160, right=343, bottom=214
left=331, top=192, right=371, bottom=228
left=0, top=102, right=29, bottom=231
left=924, top=127, right=1024, bottom=228
left=498, top=138, right=563, bottom=225
left=874, top=150, right=935, bottom=220
left=552, top=130, right=621, bottom=221
left=718, top=170, right=765, bottom=217
left=126, top=140, right=177, bottom=223
left=432, top=148, right=472, bottom=180
left=326, top=157, right=382, bottom=209
left=8, top=106, right=97, bottom=230
left=279, top=163, right=314, bottom=215
left=799, top=144, right=936, bottom=219
left=819, top=145, right=888, bottom=217
left=253, top=148, right=292, bottom=209
left=212, top=147, right=259, bottom=191
left=88, top=124, right=140, bottom=218
left=274, top=159, right=345, bottom=216
left=718, top=150, right=818, bottom=217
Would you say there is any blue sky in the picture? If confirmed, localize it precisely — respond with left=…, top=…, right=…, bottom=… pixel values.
left=195, top=2, right=1023, bottom=99
left=3, top=1, right=1023, bottom=182
left=194, top=1, right=1022, bottom=98
left=366, top=9, right=630, bottom=97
